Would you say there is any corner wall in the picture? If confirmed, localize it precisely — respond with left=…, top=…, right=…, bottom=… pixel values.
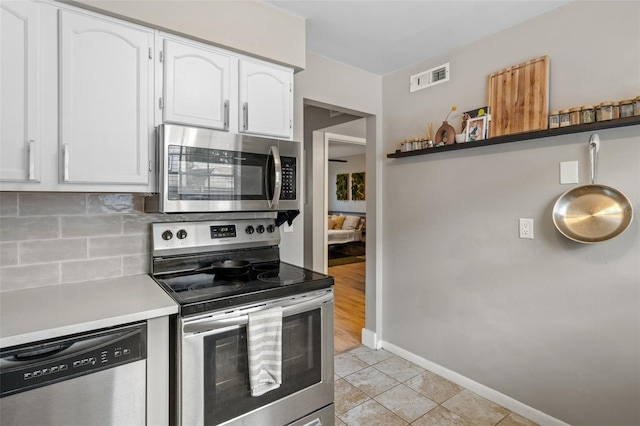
left=381, top=2, right=640, bottom=425
left=294, top=53, right=382, bottom=333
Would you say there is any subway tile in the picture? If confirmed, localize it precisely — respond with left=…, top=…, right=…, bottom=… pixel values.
left=0, top=193, right=18, bottom=216
left=61, top=257, right=122, bottom=284
left=89, top=234, right=150, bottom=258
left=19, top=193, right=87, bottom=216
left=62, top=215, right=123, bottom=238
left=0, top=263, right=61, bottom=292
left=122, top=214, right=157, bottom=235
left=20, top=239, right=87, bottom=263
left=0, top=242, right=19, bottom=266
left=0, top=217, right=60, bottom=241
left=87, top=193, right=144, bottom=214
left=123, top=254, right=151, bottom=276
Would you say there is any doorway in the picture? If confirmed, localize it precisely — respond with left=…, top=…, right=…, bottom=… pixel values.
left=301, top=102, right=370, bottom=354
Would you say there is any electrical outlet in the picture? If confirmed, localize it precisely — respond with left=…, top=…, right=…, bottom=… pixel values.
left=519, top=218, right=534, bottom=239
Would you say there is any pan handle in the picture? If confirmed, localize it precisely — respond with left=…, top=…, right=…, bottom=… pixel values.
left=589, top=134, right=600, bottom=184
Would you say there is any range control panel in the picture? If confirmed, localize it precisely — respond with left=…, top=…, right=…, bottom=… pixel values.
left=152, top=219, right=281, bottom=256
left=0, top=323, right=146, bottom=398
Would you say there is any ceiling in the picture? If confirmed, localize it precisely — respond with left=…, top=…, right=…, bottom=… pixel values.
left=265, top=0, right=571, bottom=75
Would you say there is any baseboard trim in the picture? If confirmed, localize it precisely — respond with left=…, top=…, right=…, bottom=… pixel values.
left=361, top=328, right=379, bottom=349
left=380, top=341, right=570, bottom=426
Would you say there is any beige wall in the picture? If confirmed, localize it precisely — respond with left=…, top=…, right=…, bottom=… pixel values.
left=381, top=2, right=640, bottom=425
left=62, top=0, right=305, bottom=69
left=294, top=52, right=382, bottom=333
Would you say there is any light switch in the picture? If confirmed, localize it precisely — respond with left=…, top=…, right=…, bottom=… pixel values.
left=560, top=161, right=579, bottom=184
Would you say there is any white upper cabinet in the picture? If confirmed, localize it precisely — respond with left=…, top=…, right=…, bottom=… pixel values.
left=1, top=1, right=39, bottom=182
left=59, top=9, right=153, bottom=185
left=157, top=34, right=293, bottom=139
left=239, top=60, right=293, bottom=139
left=162, top=39, right=231, bottom=130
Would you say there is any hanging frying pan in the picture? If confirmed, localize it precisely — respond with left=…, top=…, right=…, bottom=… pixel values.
left=552, top=134, right=634, bottom=243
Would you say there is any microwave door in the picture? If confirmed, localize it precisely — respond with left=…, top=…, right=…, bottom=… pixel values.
left=266, top=146, right=282, bottom=209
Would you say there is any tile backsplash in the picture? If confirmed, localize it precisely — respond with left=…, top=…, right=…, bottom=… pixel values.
left=0, top=192, right=221, bottom=292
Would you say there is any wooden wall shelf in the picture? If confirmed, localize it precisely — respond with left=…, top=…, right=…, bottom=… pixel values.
left=387, top=115, right=640, bottom=158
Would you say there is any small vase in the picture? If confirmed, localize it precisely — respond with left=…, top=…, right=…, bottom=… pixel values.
left=435, top=121, right=456, bottom=145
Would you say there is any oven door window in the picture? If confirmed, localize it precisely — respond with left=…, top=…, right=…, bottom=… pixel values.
left=202, top=309, right=321, bottom=425
left=167, top=145, right=268, bottom=201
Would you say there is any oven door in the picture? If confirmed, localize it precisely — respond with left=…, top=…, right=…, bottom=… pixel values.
left=179, top=289, right=334, bottom=426
left=157, top=124, right=299, bottom=213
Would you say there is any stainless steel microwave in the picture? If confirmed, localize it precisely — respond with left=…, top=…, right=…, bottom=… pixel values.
left=146, top=124, right=299, bottom=213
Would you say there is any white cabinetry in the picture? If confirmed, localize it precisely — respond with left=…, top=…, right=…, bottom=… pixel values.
left=158, top=35, right=293, bottom=139
left=161, top=38, right=231, bottom=130
left=1, top=1, right=40, bottom=183
left=0, top=2, right=155, bottom=192
left=59, top=10, right=153, bottom=185
left=239, top=59, right=293, bottom=139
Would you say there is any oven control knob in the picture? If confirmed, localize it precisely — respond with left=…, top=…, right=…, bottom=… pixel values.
left=256, top=225, right=265, bottom=234
left=177, top=229, right=188, bottom=240
left=266, top=224, right=275, bottom=233
left=161, top=230, right=173, bottom=241
left=245, top=226, right=255, bottom=235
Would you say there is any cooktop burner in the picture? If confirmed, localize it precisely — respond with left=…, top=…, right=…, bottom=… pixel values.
left=257, top=269, right=306, bottom=284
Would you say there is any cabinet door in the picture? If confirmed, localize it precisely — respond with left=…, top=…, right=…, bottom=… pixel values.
left=163, top=39, right=231, bottom=130
left=239, top=60, right=293, bottom=139
left=1, top=1, right=39, bottom=182
left=59, top=10, right=152, bottom=185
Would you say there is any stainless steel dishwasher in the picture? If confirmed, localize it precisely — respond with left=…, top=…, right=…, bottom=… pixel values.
left=0, top=322, right=146, bottom=426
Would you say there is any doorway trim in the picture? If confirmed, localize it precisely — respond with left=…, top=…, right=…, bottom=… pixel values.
left=321, top=132, right=366, bottom=273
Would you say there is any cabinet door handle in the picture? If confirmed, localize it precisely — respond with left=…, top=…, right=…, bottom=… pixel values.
left=28, top=140, right=36, bottom=181
left=243, top=102, right=248, bottom=131
left=223, top=99, right=230, bottom=130
left=63, top=143, right=70, bottom=182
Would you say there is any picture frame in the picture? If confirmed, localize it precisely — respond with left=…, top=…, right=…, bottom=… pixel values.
left=465, top=116, right=488, bottom=142
left=462, top=106, right=490, bottom=137
left=351, top=172, right=365, bottom=201
left=336, top=174, right=349, bottom=200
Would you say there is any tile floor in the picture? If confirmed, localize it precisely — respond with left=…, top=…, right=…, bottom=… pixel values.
left=334, top=346, right=539, bottom=426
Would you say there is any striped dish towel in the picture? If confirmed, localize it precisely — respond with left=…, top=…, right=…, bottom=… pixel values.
left=247, top=306, right=283, bottom=397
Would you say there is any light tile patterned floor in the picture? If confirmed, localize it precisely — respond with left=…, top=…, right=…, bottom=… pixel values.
left=335, top=346, right=539, bottom=426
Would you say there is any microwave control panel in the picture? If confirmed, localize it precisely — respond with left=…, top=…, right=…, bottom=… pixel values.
left=281, top=157, right=297, bottom=200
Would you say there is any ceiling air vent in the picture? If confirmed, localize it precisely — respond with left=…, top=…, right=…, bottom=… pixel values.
left=409, top=63, right=450, bottom=93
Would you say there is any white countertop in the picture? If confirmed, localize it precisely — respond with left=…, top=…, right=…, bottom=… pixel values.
left=0, top=275, right=178, bottom=348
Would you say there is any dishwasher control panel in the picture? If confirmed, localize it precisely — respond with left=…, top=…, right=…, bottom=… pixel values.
left=0, top=322, right=146, bottom=397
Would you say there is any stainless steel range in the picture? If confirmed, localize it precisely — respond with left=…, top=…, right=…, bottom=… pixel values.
left=150, top=217, right=334, bottom=426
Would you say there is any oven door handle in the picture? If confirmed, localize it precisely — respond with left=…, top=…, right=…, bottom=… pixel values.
left=183, top=290, right=333, bottom=336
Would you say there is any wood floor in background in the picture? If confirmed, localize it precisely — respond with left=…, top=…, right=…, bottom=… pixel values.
left=330, top=261, right=365, bottom=354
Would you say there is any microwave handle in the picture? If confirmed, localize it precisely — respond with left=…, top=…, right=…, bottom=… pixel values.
left=268, top=145, right=282, bottom=209
left=182, top=291, right=333, bottom=337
